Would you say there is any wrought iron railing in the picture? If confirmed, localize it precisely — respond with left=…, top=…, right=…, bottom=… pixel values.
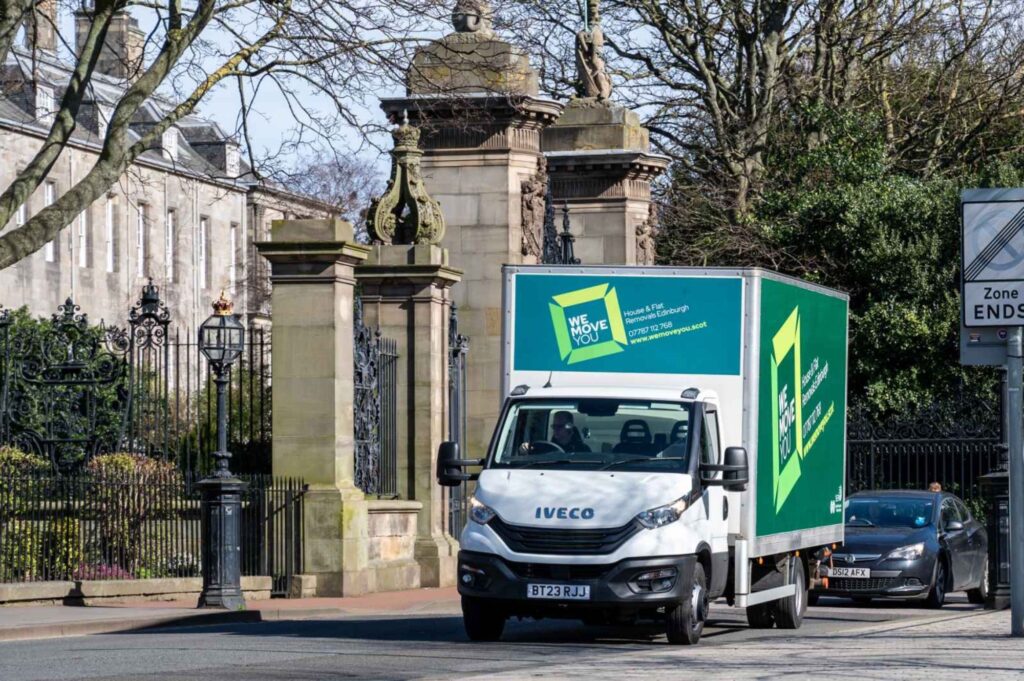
left=846, top=396, right=1003, bottom=501
left=0, top=468, right=304, bottom=594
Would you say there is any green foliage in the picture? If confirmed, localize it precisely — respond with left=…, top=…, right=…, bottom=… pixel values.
left=662, top=106, right=1019, bottom=412
left=44, top=518, right=82, bottom=580
left=0, top=520, right=39, bottom=582
left=85, top=453, right=181, bottom=575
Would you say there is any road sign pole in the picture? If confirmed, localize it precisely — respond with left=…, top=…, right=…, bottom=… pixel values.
left=1008, top=327, right=1024, bottom=636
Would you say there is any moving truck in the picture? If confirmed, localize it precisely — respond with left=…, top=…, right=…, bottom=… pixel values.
left=437, top=266, right=849, bottom=644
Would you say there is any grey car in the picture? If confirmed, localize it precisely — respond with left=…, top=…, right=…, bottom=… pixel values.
left=811, top=490, right=988, bottom=607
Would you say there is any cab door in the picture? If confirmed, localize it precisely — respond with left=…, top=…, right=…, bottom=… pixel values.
left=940, top=498, right=971, bottom=590
left=699, top=408, right=728, bottom=556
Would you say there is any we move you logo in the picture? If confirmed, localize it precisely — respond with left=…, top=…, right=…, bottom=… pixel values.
left=548, top=283, right=628, bottom=365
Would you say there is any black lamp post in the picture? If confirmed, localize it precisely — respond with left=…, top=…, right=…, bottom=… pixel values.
left=558, top=202, right=581, bottom=265
left=980, top=367, right=1012, bottom=609
left=197, top=292, right=246, bottom=610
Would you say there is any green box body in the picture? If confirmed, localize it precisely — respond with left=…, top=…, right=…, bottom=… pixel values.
left=503, top=266, right=849, bottom=555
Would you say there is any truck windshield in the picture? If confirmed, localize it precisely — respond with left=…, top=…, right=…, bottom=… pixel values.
left=490, top=399, right=693, bottom=473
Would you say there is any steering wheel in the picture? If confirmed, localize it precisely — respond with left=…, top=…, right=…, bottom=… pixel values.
left=519, top=440, right=566, bottom=456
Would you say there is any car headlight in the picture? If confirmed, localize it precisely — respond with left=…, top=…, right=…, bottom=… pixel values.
left=635, top=494, right=694, bottom=530
left=885, top=542, right=925, bottom=561
left=468, top=496, right=496, bottom=525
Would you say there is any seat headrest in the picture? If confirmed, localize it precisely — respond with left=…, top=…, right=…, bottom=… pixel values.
left=620, top=419, right=652, bottom=444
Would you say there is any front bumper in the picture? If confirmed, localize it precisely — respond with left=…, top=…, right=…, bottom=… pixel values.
left=457, top=550, right=695, bottom=617
left=812, top=558, right=936, bottom=599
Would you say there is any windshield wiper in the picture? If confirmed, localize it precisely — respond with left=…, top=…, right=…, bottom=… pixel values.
left=512, top=459, right=601, bottom=469
left=599, top=456, right=686, bottom=471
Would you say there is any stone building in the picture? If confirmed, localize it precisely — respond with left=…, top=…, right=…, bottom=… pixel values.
left=0, top=8, right=329, bottom=329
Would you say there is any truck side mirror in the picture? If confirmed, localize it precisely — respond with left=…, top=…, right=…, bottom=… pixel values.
left=700, top=446, right=749, bottom=491
left=436, top=441, right=483, bottom=487
left=722, top=446, right=748, bottom=492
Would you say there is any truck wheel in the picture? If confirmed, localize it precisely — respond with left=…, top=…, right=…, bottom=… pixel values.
left=462, top=596, right=506, bottom=642
left=746, top=603, right=774, bottom=629
left=666, top=562, right=707, bottom=645
left=774, top=558, right=806, bottom=629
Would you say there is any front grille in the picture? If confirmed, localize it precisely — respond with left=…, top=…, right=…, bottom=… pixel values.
left=489, top=517, right=642, bottom=555
left=504, top=561, right=613, bottom=581
left=828, top=577, right=900, bottom=592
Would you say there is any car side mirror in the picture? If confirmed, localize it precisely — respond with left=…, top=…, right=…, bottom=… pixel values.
left=699, top=446, right=748, bottom=492
left=945, top=519, right=964, bottom=532
left=436, top=441, right=483, bottom=487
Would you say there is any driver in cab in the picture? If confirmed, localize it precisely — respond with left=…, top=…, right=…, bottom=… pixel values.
left=550, top=411, right=591, bottom=454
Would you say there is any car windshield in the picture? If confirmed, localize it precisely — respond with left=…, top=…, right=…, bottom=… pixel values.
left=844, top=497, right=934, bottom=528
left=490, top=398, right=693, bottom=473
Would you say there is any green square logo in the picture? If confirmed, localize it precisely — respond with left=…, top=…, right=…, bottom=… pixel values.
left=548, top=283, right=628, bottom=365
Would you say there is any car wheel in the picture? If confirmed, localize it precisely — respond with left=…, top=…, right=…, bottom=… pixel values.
left=926, top=560, right=947, bottom=609
left=774, top=558, right=807, bottom=629
left=462, top=596, right=506, bottom=641
left=967, top=564, right=989, bottom=605
left=666, top=562, right=707, bottom=645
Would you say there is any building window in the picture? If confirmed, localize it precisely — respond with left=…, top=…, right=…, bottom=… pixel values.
left=77, top=210, right=88, bottom=268
left=165, top=209, right=175, bottom=282
left=136, top=204, right=147, bottom=278
left=35, top=85, right=54, bottom=124
left=229, top=223, right=238, bottom=292
left=105, top=197, right=116, bottom=273
left=198, top=216, right=209, bottom=290
left=43, top=182, right=56, bottom=262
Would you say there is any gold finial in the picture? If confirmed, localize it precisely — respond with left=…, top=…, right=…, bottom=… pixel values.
left=212, top=291, right=233, bottom=316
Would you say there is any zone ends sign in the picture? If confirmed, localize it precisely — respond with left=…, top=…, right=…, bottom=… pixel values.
left=962, top=189, right=1024, bottom=327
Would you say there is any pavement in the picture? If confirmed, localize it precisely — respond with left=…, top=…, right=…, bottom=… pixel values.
left=0, top=587, right=460, bottom=641
left=0, top=591, right=1019, bottom=680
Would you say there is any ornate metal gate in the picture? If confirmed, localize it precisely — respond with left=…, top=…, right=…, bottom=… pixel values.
left=353, top=297, right=398, bottom=497
left=0, top=300, right=129, bottom=470
left=447, top=303, right=470, bottom=535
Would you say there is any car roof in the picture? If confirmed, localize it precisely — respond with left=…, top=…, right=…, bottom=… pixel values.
left=850, top=490, right=940, bottom=499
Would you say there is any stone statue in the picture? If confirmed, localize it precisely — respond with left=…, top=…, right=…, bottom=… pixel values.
left=575, top=0, right=612, bottom=100
left=520, top=157, right=548, bottom=259
left=366, top=113, right=446, bottom=245
left=452, top=0, right=494, bottom=36
left=635, top=204, right=657, bottom=265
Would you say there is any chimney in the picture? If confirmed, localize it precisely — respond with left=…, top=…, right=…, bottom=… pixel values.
left=75, top=9, right=145, bottom=80
left=25, top=0, right=58, bottom=53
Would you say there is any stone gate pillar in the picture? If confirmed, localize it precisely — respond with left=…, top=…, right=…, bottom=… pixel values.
left=356, top=246, right=462, bottom=587
left=256, top=219, right=372, bottom=596
left=542, top=3, right=669, bottom=264
left=381, top=2, right=563, bottom=457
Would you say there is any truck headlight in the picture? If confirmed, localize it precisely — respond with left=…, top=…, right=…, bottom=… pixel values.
left=635, top=495, right=693, bottom=529
left=885, top=543, right=924, bottom=561
left=468, top=496, right=496, bottom=525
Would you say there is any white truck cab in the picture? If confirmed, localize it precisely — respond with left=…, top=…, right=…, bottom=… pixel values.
left=438, top=266, right=848, bottom=644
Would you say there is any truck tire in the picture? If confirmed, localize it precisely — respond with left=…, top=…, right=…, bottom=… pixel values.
left=666, top=562, right=707, bottom=645
left=462, top=596, right=506, bottom=642
left=773, top=558, right=806, bottom=629
left=746, top=602, right=774, bottom=629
